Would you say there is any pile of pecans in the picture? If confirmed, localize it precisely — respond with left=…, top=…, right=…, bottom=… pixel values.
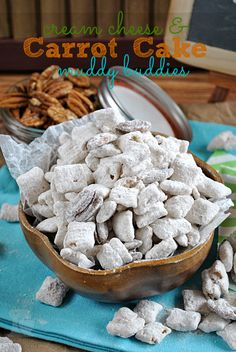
left=0, top=65, right=99, bottom=129
left=16, top=110, right=233, bottom=271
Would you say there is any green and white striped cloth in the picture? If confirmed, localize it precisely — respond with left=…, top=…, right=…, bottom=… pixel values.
left=208, top=150, right=236, bottom=290
left=208, top=150, right=236, bottom=242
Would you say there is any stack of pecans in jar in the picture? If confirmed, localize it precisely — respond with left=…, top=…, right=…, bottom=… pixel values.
left=0, top=65, right=99, bottom=129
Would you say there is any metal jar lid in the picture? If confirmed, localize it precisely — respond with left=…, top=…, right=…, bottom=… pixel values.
left=98, top=66, right=192, bottom=141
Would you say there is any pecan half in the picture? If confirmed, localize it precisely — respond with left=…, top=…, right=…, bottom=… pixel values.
left=66, top=73, right=90, bottom=88
left=19, top=108, right=46, bottom=127
left=47, top=105, right=77, bottom=123
left=0, top=92, right=28, bottom=108
left=45, top=80, right=73, bottom=98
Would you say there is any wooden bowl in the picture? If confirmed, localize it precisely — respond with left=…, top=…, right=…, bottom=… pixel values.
left=19, top=155, right=222, bottom=302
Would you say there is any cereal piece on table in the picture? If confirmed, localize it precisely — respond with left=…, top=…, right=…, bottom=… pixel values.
left=135, top=322, right=171, bottom=345
left=110, top=186, right=139, bottom=208
left=175, top=234, right=188, bottom=247
left=60, top=248, right=94, bottom=269
left=164, top=195, right=194, bottom=218
left=63, top=222, right=95, bottom=254
left=36, top=276, right=68, bottom=307
left=197, top=175, right=231, bottom=199
left=112, top=210, right=135, bottom=242
left=36, top=217, right=58, bottom=233
left=187, top=225, right=200, bottom=247
left=166, top=308, right=201, bottom=331
left=217, top=322, right=236, bottom=350
left=134, top=183, right=167, bottom=215
left=160, top=180, right=192, bottom=196
left=0, top=203, right=19, bottom=222
left=130, top=251, right=143, bottom=261
left=124, top=240, right=142, bottom=251
left=53, top=164, right=93, bottom=193
left=145, top=238, right=177, bottom=260
left=106, top=307, right=145, bottom=338
left=140, top=168, right=174, bottom=184
left=136, top=226, right=153, bottom=254
left=182, top=289, right=210, bottom=314
left=17, top=167, right=49, bottom=206
left=207, top=131, right=236, bottom=151
left=97, top=243, right=123, bottom=269
left=219, top=240, right=234, bottom=272
left=109, top=238, right=133, bottom=264
left=207, top=298, right=236, bottom=320
left=186, top=198, right=219, bottom=226
left=151, top=218, right=192, bottom=240
left=0, top=336, right=22, bottom=352
left=116, top=120, right=151, bottom=133
left=135, top=203, right=168, bottom=228
left=86, top=132, right=117, bottom=151
left=96, top=222, right=109, bottom=244
left=134, top=300, right=163, bottom=323
left=202, top=260, right=229, bottom=300
left=198, top=312, right=230, bottom=333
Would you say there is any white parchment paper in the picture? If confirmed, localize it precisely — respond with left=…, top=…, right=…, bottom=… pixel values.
left=0, top=108, right=114, bottom=180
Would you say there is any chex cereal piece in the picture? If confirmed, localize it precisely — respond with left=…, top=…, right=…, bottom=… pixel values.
left=0, top=203, right=19, bottom=222
left=217, top=322, right=236, bottom=350
left=166, top=308, right=201, bottom=332
left=116, top=120, right=151, bottom=133
left=165, top=195, right=194, bottom=218
left=140, top=168, right=174, bottom=184
left=136, top=226, right=153, bottom=255
left=63, top=222, right=95, bottom=254
left=202, top=260, right=229, bottom=300
left=197, top=175, right=231, bottom=199
left=124, top=239, right=142, bottom=251
left=110, top=238, right=133, bottom=264
left=207, top=131, right=236, bottom=151
left=97, top=243, right=123, bottom=270
left=187, top=225, right=200, bottom=247
left=36, top=216, right=58, bottom=233
left=112, top=210, right=135, bottom=242
left=53, top=164, right=93, bottom=193
left=36, top=276, right=68, bottom=307
left=135, top=203, right=167, bottom=228
left=106, top=307, right=145, bottom=338
left=0, top=337, right=22, bottom=352
left=151, top=218, right=192, bottom=240
left=160, top=180, right=192, bottom=196
left=134, top=183, right=167, bottom=215
left=135, top=322, right=171, bottom=345
left=60, top=248, right=94, bottom=269
left=17, top=167, right=49, bottom=206
left=182, top=289, right=210, bottom=314
left=87, top=132, right=117, bottom=151
left=219, top=240, right=234, bottom=272
left=134, top=300, right=163, bottom=323
left=186, top=198, right=219, bottom=226
left=110, top=186, right=139, bottom=208
left=145, top=238, right=177, bottom=260
left=96, top=222, right=109, bottom=244
left=208, top=298, right=236, bottom=320
left=175, top=234, right=188, bottom=247
left=198, top=312, right=230, bottom=333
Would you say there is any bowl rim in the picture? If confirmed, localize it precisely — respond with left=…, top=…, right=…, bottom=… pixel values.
left=19, top=201, right=214, bottom=276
